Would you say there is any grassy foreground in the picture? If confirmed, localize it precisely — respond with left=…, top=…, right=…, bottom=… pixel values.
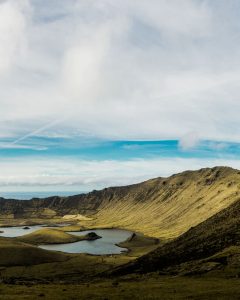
left=0, top=227, right=238, bottom=299
left=0, top=276, right=239, bottom=299
left=0, top=232, right=239, bottom=299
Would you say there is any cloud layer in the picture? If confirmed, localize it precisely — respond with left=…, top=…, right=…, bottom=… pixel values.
left=1, top=1, right=240, bottom=192
left=1, top=0, right=240, bottom=142
left=0, top=156, right=240, bottom=192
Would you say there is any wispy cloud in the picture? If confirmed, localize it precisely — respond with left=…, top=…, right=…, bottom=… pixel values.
left=0, top=142, right=47, bottom=151
left=11, top=119, right=65, bottom=145
left=1, top=1, right=240, bottom=141
left=1, top=1, right=240, bottom=191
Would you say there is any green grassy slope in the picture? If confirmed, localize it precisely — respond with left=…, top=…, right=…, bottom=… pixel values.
left=111, top=198, right=240, bottom=275
left=87, top=166, right=240, bottom=238
left=0, top=237, right=68, bottom=266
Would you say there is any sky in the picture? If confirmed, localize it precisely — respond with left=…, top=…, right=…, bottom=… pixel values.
left=1, top=0, right=240, bottom=193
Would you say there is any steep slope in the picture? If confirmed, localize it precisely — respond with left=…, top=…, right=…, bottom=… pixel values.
left=0, top=166, right=240, bottom=238
left=88, top=166, right=240, bottom=238
left=111, top=198, right=240, bottom=275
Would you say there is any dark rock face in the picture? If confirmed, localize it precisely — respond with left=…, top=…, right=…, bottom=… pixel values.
left=23, top=226, right=30, bottom=230
left=85, top=232, right=101, bottom=240
left=128, top=233, right=137, bottom=241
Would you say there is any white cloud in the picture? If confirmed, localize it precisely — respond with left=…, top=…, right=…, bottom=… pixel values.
left=1, top=1, right=240, bottom=142
left=0, top=0, right=29, bottom=75
left=0, top=156, right=239, bottom=192
left=125, top=0, right=212, bottom=37
left=179, top=131, right=200, bottom=150
left=61, top=25, right=112, bottom=103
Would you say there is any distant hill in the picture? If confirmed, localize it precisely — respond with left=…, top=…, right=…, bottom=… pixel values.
left=0, top=166, right=240, bottom=239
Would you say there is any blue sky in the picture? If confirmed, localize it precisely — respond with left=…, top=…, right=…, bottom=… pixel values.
left=1, top=0, right=240, bottom=192
left=1, top=138, right=240, bottom=161
left=1, top=137, right=240, bottom=192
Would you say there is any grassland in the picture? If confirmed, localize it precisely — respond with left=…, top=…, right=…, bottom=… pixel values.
left=118, top=233, right=160, bottom=257
left=109, top=197, right=240, bottom=277
left=0, top=237, right=68, bottom=266
left=0, top=276, right=239, bottom=299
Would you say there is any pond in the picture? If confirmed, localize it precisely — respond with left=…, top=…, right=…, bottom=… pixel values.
left=0, top=225, right=45, bottom=237
left=40, top=229, right=132, bottom=255
left=0, top=226, right=132, bottom=255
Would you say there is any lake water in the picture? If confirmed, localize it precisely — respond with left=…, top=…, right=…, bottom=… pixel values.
left=0, top=226, right=132, bottom=255
left=40, top=229, right=132, bottom=255
left=0, top=225, right=45, bottom=237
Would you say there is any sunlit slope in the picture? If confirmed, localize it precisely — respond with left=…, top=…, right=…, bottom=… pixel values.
left=111, top=197, right=240, bottom=275
left=87, top=167, right=240, bottom=238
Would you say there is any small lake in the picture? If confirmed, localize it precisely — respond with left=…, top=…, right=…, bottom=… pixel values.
left=0, top=225, right=45, bottom=237
left=40, top=229, right=132, bottom=255
left=0, top=226, right=132, bottom=255
left=0, top=224, right=70, bottom=238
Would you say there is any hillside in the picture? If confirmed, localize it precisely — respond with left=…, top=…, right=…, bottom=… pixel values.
left=0, top=166, right=240, bottom=238
left=111, top=197, right=240, bottom=276
left=0, top=237, right=68, bottom=266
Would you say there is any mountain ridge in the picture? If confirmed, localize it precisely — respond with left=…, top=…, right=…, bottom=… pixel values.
left=0, top=166, right=239, bottom=239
